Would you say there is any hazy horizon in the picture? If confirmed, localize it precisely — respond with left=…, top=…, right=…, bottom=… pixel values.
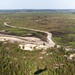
left=0, top=0, right=75, bottom=9
left=0, top=9, right=75, bottom=10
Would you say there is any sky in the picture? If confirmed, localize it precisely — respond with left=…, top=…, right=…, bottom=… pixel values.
left=0, top=0, right=75, bottom=9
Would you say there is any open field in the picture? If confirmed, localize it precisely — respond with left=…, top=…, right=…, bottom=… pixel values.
left=0, top=42, right=75, bottom=75
left=0, top=12, right=75, bottom=75
left=0, top=12, right=75, bottom=48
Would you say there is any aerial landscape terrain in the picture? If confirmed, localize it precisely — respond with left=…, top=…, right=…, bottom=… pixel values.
left=0, top=9, right=75, bottom=75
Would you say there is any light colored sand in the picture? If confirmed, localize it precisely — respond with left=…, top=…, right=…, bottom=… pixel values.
left=4, top=23, right=55, bottom=47
left=68, top=54, right=75, bottom=60
left=0, top=36, right=24, bottom=43
left=1, top=22, right=56, bottom=51
left=0, top=34, right=49, bottom=50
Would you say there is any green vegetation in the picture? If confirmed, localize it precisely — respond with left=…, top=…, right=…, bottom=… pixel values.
left=0, top=12, right=75, bottom=47
left=0, top=12, right=75, bottom=75
left=0, top=41, right=75, bottom=75
left=0, top=23, right=47, bottom=41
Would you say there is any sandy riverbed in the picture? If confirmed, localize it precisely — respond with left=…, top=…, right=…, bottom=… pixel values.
left=0, top=22, right=55, bottom=51
left=0, top=34, right=49, bottom=51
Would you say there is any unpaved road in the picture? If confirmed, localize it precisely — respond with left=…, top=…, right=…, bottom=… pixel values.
left=0, top=22, right=55, bottom=50
left=4, top=23, right=55, bottom=47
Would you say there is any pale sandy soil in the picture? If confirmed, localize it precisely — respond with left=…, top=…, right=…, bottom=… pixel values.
left=0, top=23, right=56, bottom=51
left=68, top=54, right=75, bottom=60
left=0, top=33, right=49, bottom=51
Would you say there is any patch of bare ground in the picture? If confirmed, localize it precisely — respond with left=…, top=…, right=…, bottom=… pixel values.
left=0, top=22, right=56, bottom=51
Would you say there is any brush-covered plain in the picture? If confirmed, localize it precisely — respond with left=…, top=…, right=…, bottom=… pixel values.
left=0, top=12, right=75, bottom=75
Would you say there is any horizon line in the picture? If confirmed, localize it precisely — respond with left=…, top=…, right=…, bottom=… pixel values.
left=0, top=9, right=75, bottom=10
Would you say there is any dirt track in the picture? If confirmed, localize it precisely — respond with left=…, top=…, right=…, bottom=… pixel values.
left=0, top=23, right=55, bottom=50
left=4, top=23, right=55, bottom=46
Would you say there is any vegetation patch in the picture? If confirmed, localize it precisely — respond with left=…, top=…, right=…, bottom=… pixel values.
left=0, top=42, right=75, bottom=75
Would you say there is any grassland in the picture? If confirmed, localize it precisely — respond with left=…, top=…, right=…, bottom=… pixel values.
left=0, top=12, right=75, bottom=75
left=0, top=12, right=75, bottom=48
left=0, top=41, right=75, bottom=75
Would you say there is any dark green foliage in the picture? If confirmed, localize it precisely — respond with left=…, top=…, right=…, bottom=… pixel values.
left=0, top=42, right=75, bottom=75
